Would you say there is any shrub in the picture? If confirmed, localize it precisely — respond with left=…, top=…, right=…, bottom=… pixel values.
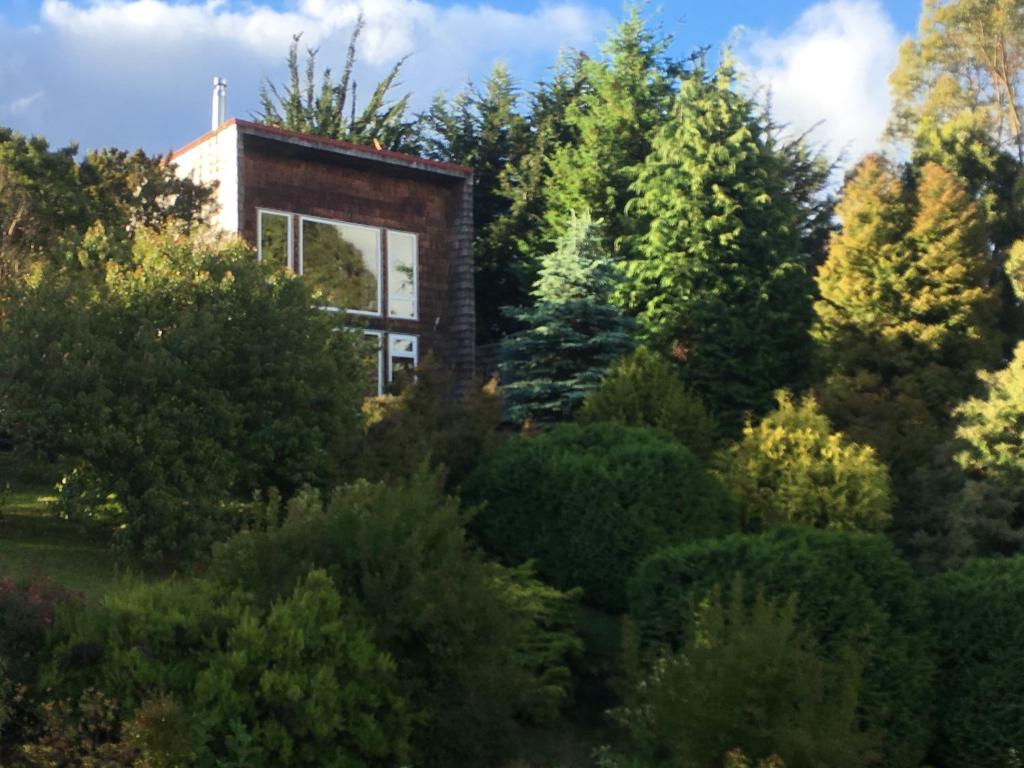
left=579, top=346, right=719, bottom=459
left=45, top=577, right=244, bottom=710
left=0, top=229, right=367, bottom=564
left=0, top=576, right=80, bottom=759
left=209, top=471, right=580, bottom=767
left=629, top=528, right=934, bottom=768
left=193, top=570, right=409, bottom=768
left=20, top=688, right=139, bottom=768
left=718, top=391, right=892, bottom=532
left=464, top=422, right=736, bottom=611
left=44, top=572, right=410, bottom=768
left=928, top=556, right=1024, bottom=767
left=615, top=579, right=881, bottom=768
left=349, top=362, right=503, bottom=489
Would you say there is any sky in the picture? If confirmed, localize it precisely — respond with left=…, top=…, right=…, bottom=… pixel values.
left=0, top=0, right=921, bottom=167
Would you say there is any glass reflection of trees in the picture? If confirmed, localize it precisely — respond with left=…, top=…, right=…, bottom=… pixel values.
left=259, top=211, right=290, bottom=269
left=301, top=219, right=380, bottom=313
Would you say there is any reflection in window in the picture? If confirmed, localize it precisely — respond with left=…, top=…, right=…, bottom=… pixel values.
left=387, top=230, right=417, bottom=319
left=300, top=218, right=381, bottom=314
left=388, top=334, right=418, bottom=390
left=258, top=210, right=291, bottom=269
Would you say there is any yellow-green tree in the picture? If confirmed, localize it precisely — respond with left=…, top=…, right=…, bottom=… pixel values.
left=813, top=156, right=1002, bottom=484
left=720, top=391, right=892, bottom=533
left=949, top=342, right=1024, bottom=555
left=889, top=0, right=1024, bottom=163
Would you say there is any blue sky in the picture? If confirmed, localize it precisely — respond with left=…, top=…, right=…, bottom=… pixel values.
left=0, top=0, right=921, bottom=165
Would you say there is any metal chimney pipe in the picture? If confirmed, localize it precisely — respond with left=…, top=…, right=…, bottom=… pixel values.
left=211, top=77, right=227, bottom=131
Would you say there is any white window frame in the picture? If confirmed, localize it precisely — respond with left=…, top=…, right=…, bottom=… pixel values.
left=363, top=330, right=384, bottom=396
left=386, top=229, right=419, bottom=321
left=298, top=214, right=383, bottom=318
left=256, top=208, right=293, bottom=270
left=388, top=333, right=418, bottom=384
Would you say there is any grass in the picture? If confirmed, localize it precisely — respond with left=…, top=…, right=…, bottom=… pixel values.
left=0, top=483, right=120, bottom=598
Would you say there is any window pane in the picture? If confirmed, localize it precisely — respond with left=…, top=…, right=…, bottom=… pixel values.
left=387, top=230, right=417, bottom=319
left=259, top=211, right=290, bottom=269
left=389, top=298, right=416, bottom=319
left=301, top=219, right=380, bottom=313
left=390, top=357, right=416, bottom=388
left=363, top=332, right=383, bottom=397
left=390, top=336, right=415, bottom=356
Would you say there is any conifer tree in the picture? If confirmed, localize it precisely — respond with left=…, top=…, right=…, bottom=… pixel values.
left=626, top=62, right=815, bottom=427
left=418, top=65, right=533, bottom=341
left=814, top=156, right=1002, bottom=482
left=500, top=212, right=635, bottom=424
left=542, top=7, right=684, bottom=260
left=949, top=342, right=1024, bottom=557
left=257, top=17, right=418, bottom=152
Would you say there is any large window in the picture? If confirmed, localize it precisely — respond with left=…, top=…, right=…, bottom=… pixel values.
left=300, top=216, right=381, bottom=315
left=387, top=230, right=418, bottom=320
left=258, top=209, right=291, bottom=270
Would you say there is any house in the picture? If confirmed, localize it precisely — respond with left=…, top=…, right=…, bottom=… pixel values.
left=170, top=91, right=474, bottom=396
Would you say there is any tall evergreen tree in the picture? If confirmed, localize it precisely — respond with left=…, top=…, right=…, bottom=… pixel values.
left=625, top=62, right=816, bottom=427
left=541, top=7, right=685, bottom=260
left=418, top=65, right=533, bottom=342
left=813, top=156, right=1003, bottom=483
left=500, top=212, right=635, bottom=424
left=256, top=17, right=418, bottom=152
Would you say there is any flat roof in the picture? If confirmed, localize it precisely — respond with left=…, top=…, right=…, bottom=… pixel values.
left=170, top=119, right=473, bottom=179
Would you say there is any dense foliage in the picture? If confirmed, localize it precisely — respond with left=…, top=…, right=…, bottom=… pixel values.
left=4, top=1, right=1024, bottom=764
left=501, top=212, right=636, bottom=424
left=0, top=231, right=366, bottom=563
left=256, top=16, right=418, bottom=152
left=630, top=528, right=934, bottom=768
left=465, top=422, right=735, bottom=611
left=719, top=391, right=892, bottom=532
left=615, top=580, right=880, bottom=768
left=0, top=129, right=212, bottom=287
left=45, top=572, right=410, bottom=768
left=928, top=556, right=1024, bottom=767
left=579, top=346, right=719, bottom=460
left=626, top=63, right=816, bottom=426
left=949, top=342, right=1024, bottom=556
left=208, top=471, right=580, bottom=767
left=813, top=157, right=1002, bottom=486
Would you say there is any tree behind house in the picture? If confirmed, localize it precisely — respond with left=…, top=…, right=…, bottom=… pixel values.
left=500, top=211, right=635, bottom=424
left=256, top=16, right=419, bottom=153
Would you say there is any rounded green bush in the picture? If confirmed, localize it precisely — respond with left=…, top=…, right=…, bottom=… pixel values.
left=928, top=556, right=1024, bottom=767
left=629, top=527, right=934, bottom=768
left=579, top=347, right=720, bottom=459
left=464, top=422, right=736, bottom=611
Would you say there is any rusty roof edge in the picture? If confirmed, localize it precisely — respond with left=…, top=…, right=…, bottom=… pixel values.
left=169, top=119, right=473, bottom=179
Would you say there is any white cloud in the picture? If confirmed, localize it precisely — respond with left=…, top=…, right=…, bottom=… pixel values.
left=1, top=0, right=611, bottom=153
left=735, top=0, right=900, bottom=166
left=4, top=91, right=44, bottom=115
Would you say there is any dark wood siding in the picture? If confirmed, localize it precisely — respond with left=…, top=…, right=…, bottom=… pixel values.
left=236, top=133, right=473, bottom=387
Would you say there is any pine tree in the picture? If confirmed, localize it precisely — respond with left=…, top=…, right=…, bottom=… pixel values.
left=256, top=18, right=418, bottom=152
left=814, top=156, right=1002, bottom=483
left=418, top=65, right=534, bottom=342
left=626, top=62, right=815, bottom=428
left=500, top=212, right=635, bottom=424
left=541, top=7, right=684, bottom=260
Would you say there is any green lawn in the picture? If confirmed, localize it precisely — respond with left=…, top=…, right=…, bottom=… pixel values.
left=0, top=484, right=120, bottom=598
